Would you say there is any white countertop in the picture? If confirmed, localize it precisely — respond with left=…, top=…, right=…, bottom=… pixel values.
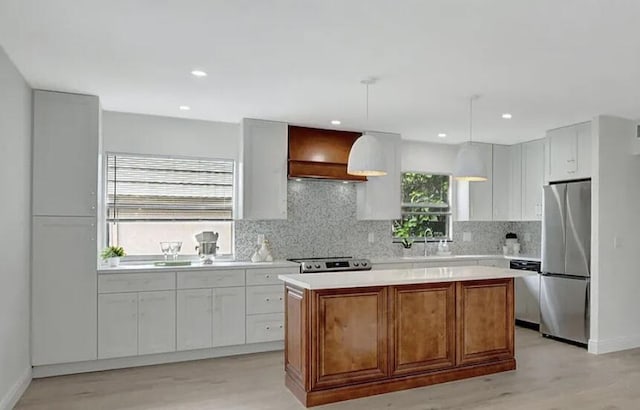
left=98, top=260, right=300, bottom=274
left=371, top=254, right=541, bottom=264
left=278, top=265, right=536, bottom=290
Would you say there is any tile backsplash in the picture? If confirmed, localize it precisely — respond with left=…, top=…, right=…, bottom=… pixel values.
left=235, top=180, right=541, bottom=260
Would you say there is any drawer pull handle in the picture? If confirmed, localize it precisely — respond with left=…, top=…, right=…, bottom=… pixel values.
left=266, top=326, right=271, bottom=330
left=279, top=324, right=283, bottom=329
left=265, top=275, right=271, bottom=278
left=265, top=298, right=270, bottom=301
left=279, top=297, right=283, bottom=301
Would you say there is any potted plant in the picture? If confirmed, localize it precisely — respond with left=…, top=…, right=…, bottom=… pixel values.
left=101, top=246, right=126, bottom=267
left=400, top=238, right=413, bottom=257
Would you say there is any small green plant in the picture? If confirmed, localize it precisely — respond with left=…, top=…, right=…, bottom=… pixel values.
left=101, top=246, right=126, bottom=260
left=400, top=238, right=413, bottom=249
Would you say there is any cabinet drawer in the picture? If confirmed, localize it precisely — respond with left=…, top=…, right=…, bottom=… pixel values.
left=99, top=272, right=175, bottom=293
left=246, top=313, right=284, bottom=343
left=246, top=285, right=284, bottom=314
left=177, top=269, right=244, bottom=289
left=246, top=268, right=296, bottom=285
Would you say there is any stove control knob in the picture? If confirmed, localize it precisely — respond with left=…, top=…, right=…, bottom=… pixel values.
left=362, top=262, right=368, bottom=267
left=315, top=264, right=321, bottom=269
left=353, top=262, right=359, bottom=267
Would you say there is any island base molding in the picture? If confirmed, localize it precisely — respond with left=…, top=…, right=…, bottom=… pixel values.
left=286, top=359, right=516, bottom=407
left=283, top=279, right=516, bottom=407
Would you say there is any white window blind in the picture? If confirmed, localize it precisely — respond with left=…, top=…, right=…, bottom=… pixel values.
left=107, top=154, right=234, bottom=221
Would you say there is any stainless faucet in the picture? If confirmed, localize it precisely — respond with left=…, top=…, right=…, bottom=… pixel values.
left=424, top=229, right=431, bottom=257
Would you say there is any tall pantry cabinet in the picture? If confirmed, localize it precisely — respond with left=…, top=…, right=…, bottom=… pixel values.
left=32, top=90, right=101, bottom=365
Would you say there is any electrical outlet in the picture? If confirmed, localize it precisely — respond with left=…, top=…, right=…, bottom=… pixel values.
left=368, top=232, right=375, bottom=243
left=463, top=232, right=472, bottom=242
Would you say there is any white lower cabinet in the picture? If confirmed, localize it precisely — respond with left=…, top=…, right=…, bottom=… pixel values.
left=98, top=293, right=138, bottom=359
left=139, top=291, right=176, bottom=355
left=246, top=313, right=285, bottom=344
left=98, top=290, right=176, bottom=359
left=212, top=287, right=246, bottom=347
left=177, top=289, right=213, bottom=351
left=246, top=285, right=285, bottom=314
left=177, top=286, right=246, bottom=351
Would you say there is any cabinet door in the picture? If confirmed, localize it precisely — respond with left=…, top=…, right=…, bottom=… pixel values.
left=139, top=291, right=176, bottom=355
left=240, top=118, right=287, bottom=219
left=492, top=144, right=511, bottom=221
left=356, top=132, right=402, bottom=220
left=574, top=122, right=592, bottom=179
left=246, top=285, right=285, bottom=314
left=177, top=289, right=213, bottom=350
left=522, top=139, right=545, bottom=220
left=32, top=216, right=98, bottom=365
left=547, top=126, right=576, bottom=182
left=98, top=293, right=138, bottom=359
left=468, top=143, right=493, bottom=221
left=456, top=279, right=514, bottom=366
left=212, top=287, right=246, bottom=347
left=508, top=144, right=523, bottom=220
left=390, top=283, right=455, bottom=376
left=33, top=91, right=99, bottom=217
left=311, top=287, right=388, bottom=389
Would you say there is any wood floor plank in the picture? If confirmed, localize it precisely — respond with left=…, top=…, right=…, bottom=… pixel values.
left=16, top=329, right=640, bottom=409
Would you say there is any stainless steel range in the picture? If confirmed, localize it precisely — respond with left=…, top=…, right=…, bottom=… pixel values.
left=287, top=257, right=372, bottom=273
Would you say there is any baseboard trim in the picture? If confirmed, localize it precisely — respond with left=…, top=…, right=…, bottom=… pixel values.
left=0, top=367, right=32, bottom=410
left=588, top=334, right=640, bottom=354
left=33, top=341, right=283, bottom=378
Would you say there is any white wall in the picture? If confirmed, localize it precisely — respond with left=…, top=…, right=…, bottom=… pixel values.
left=589, top=115, right=640, bottom=354
left=102, top=111, right=240, bottom=160
left=0, top=46, right=32, bottom=409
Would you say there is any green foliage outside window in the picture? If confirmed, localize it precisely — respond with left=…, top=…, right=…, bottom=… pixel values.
left=393, top=172, right=452, bottom=240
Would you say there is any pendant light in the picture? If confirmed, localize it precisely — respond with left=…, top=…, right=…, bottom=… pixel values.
left=454, top=95, right=488, bottom=182
left=347, top=78, right=387, bottom=177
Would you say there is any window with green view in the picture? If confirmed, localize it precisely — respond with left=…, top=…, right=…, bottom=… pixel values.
left=393, top=172, right=452, bottom=241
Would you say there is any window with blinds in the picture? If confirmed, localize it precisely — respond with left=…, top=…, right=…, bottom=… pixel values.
left=107, top=155, right=234, bottom=221
left=105, top=154, right=235, bottom=256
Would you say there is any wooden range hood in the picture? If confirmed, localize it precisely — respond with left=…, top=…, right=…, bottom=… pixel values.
left=288, top=125, right=367, bottom=182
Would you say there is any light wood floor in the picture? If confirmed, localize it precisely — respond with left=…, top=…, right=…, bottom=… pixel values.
left=16, top=328, right=640, bottom=410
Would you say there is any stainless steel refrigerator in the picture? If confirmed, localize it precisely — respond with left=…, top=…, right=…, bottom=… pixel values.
left=540, top=180, right=591, bottom=345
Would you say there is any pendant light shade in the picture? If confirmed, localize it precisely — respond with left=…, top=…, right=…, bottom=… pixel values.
left=454, top=142, right=488, bottom=181
left=454, top=94, right=487, bottom=182
left=347, top=133, right=387, bottom=176
left=347, top=78, right=387, bottom=177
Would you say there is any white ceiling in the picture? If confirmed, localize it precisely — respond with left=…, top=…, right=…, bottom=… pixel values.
left=1, top=0, right=640, bottom=145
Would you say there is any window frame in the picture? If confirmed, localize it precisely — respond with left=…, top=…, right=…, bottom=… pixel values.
left=101, top=151, right=237, bottom=259
left=393, top=171, right=454, bottom=243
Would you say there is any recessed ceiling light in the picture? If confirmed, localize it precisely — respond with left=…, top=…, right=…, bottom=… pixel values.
left=501, top=113, right=512, bottom=119
left=437, top=133, right=447, bottom=138
left=191, top=70, right=207, bottom=77
left=179, top=105, right=191, bottom=111
left=331, top=120, right=341, bottom=125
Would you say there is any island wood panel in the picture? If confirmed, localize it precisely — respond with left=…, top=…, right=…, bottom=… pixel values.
left=311, top=287, right=388, bottom=389
left=285, top=285, right=309, bottom=390
left=389, top=283, right=456, bottom=376
left=456, top=279, right=515, bottom=366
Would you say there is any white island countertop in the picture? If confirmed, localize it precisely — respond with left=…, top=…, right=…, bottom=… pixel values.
left=278, top=265, right=536, bottom=290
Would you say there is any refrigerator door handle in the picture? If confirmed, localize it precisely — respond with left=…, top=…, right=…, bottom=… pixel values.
left=584, top=279, right=590, bottom=341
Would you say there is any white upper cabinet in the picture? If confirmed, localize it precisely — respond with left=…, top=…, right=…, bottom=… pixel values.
left=239, top=118, right=288, bottom=220
left=546, top=121, right=591, bottom=182
left=356, top=131, right=402, bottom=220
left=508, top=144, right=523, bottom=220
left=492, top=144, right=512, bottom=221
left=522, top=139, right=545, bottom=220
left=33, top=90, right=99, bottom=217
left=469, top=143, right=494, bottom=221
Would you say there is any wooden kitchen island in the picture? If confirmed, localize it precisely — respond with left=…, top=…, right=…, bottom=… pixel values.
left=278, top=266, right=533, bottom=407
